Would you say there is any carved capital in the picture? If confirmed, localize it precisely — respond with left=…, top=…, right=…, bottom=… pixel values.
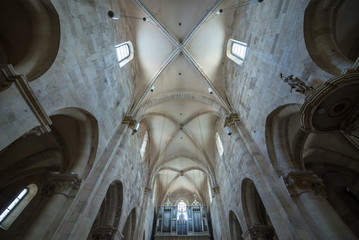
left=122, top=116, right=136, bottom=129
left=284, top=171, right=326, bottom=197
left=224, top=113, right=240, bottom=127
left=212, top=186, right=220, bottom=196
left=144, top=187, right=152, bottom=198
left=243, top=225, right=275, bottom=240
left=91, top=226, right=117, bottom=240
left=41, top=173, right=82, bottom=198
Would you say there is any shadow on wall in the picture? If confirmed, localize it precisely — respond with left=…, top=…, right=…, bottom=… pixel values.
left=304, top=0, right=359, bottom=75
left=0, top=0, right=60, bottom=81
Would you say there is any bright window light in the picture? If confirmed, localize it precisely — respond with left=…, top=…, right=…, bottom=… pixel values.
left=140, top=132, right=148, bottom=159
left=0, top=188, right=28, bottom=223
left=116, top=43, right=130, bottom=63
left=215, top=132, right=224, bottom=157
left=231, top=41, right=247, bottom=60
left=115, top=41, right=134, bottom=67
left=226, top=39, right=248, bottom=65
left=177, top=200, right=188, bottom=220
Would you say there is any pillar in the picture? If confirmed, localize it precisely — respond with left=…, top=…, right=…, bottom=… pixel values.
left=284, top=170, right=357, bottom=240
left=25, top=173, right=81, bottom=240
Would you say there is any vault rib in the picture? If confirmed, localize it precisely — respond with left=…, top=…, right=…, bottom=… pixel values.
left=183, top=49, right=233, bottom=112
left=129, top=48, right=180, bottom=115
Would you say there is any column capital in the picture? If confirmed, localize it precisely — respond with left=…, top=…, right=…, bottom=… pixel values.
left=90, top=226, right=118, bottom=240
left=283, top=170, right=326, bottom=197
left=224, top=113, right=240, bottom=127
left=41, top=173, right=82, bottom=198
left=212, top=185, right=220, bottom=195
left=243, top=224, right=275, bottom=240
left=144, top=187, right=152, bottom=198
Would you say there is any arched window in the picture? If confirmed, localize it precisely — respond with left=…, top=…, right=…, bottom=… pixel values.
left=116, top=41, right=134, bottom=67
left=215, top=132, right=224, bottom=157
left=0, top=184, right=37, bottom=230
left=140, top=131, right=148, bottom=159
left=226, top=39, right=248, bottom=66
left=177, top=200, right=187, bottom=220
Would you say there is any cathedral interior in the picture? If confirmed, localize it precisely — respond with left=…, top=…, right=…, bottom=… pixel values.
left=0, top=0, right=359, bottom=239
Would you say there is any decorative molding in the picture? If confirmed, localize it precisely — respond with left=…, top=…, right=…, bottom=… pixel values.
left=242, top=224, right=275, bottom=240
left=212, top=186, right=220, bottom=196
left=144, top=187, right=152, bottom=198
left=122, top=116, right=137, bottom=129
left=41, top=173, right=82, bottom=198
left=0, top=64, right=52, bottom=133
left=91, top=226, right=118, bottom=240
left=224, top=113, right=240, bottom=127
left=283, top=170, right=326, bottom=197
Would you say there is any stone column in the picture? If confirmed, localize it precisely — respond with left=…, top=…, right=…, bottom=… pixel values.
left=284, top=171, right=357, bottom=240
left=25, top=173, right=81, bottom=240
left=242, top=225, right=275, bottom=240
left=133, top=188, right=152, bottom=240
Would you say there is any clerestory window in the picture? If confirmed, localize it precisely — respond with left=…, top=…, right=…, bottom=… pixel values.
left=140, top=131, right=148, bottom=159
left=116, top=41, right=134, bottom=67
left=0, top=184, right=37, bottom=230
left=226, top=39, right=248, bottom=65
left=215, top=132, right=224, bottom=157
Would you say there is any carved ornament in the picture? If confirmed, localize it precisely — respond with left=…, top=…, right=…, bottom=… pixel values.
left=224, top=113, right=240, bottom=127
left=41, top=173, right=82, bottom=198
left=283, top=171, right=326, bottom=197
left=242, top=224, right=275, bottom=240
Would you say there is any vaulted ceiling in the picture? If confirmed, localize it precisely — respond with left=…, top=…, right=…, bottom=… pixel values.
left=120, top=0, right=246, bottom=206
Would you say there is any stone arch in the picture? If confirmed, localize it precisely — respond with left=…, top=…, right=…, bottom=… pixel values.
left=241, top=178, right=277, bottom=238
left=123, top=208, right=137, bottom=240
left=0, top=107, right=98, bottom=189
left=50, top=107, right=99, bottom=179
left=0, top=0, right=60, bottom=81
left=304, top=0, right=357, bottom=75
left=229, top=210, right=243, bottom=240
left=87, top=181, right=123, bottom=240
left=265, top=104, right=306, bottom=176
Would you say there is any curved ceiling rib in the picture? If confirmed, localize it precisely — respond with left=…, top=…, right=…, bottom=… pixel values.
left=135, top=92, right=228, bottom=119
left=124, top=0, right=241, bottom=205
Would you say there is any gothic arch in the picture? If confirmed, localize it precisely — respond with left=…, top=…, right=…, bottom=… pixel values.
left=50, top=107, right=99, bottom=179
left=265, top=104, right=306, bottom=176
left=123, top=208, right=137, bottom=240
left=241, top=178, right=277, bottom=238
left=0, top=0, right=60, bottom=82
left=87, top=181, right=123, bottom=240
left=304, top=0, right=357, bottom=75
left=229, top=210, right=244, bottom=240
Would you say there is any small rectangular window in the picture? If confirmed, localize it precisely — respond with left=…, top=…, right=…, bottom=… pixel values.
left=116, top=43, right=130, bottom=64
left=231, top=41, right=247, bottom=60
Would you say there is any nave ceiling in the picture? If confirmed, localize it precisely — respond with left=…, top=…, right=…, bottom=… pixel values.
left=119, top=0, right=245, bottom=206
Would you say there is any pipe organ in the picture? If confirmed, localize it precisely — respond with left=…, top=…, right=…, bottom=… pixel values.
left=154, top=196, right=210, bottom=240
